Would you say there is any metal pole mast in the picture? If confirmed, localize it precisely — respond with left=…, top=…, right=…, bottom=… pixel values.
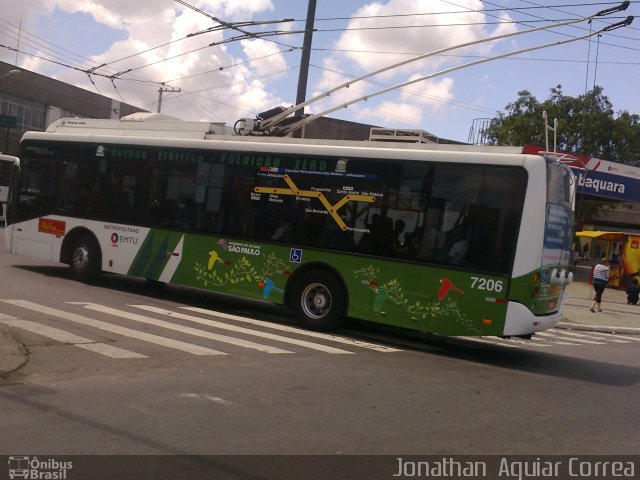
left=157, top=86, right=181, bottom=113
left=294, top=0, right=317, bottom=118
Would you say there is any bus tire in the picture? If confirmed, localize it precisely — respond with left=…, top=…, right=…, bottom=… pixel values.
left=291, top=270, right=345, bottom=331
left=70, top=234, right=101, bottom=284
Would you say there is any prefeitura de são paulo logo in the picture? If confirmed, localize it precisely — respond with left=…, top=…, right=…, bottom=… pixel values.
left=8, top=456, right=73, bottom=479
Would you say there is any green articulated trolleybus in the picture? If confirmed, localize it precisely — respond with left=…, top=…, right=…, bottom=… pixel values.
left=4, top=113, right=576, bottom=338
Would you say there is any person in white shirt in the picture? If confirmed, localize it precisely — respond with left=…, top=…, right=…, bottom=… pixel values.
left=590, top=257, right=610, bottom=312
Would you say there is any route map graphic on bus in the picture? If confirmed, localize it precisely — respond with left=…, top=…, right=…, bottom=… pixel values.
left=254, top=174, right=377, bottom=231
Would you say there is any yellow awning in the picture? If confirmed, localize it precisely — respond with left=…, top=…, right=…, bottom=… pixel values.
left=576, top=231, right=627, bottom=241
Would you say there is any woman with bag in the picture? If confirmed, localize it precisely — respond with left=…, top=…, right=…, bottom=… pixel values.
left=590, top=258, right=610, bottom=313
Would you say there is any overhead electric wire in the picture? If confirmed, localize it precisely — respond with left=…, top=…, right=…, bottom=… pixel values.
left=310, top=16, right=633, bottom=33
left=180, top=66, right=299, bottom=93
left=163, top=47, right=296, bottom=83
left=309, top=63, right=501, bottom=115
left=289, top=2, right=627, bottom=22
left=253, top=2, right=634, bottom=135
left=311, top=46, right=640, bottom=65
left=478, top=0, right=640, bottom=42
left=173, top=0, right=300, bottom=51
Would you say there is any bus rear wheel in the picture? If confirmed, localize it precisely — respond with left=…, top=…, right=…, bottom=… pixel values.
left=70, top=234, right=101, bottom=284
left=291, top=270, right=345, bottom=331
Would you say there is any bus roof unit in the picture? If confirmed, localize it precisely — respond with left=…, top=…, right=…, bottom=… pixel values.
left=45, top=113, right=234, bottom=139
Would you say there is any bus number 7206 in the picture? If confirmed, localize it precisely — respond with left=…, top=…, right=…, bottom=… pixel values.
left=470, top=276, right=504, bottom=293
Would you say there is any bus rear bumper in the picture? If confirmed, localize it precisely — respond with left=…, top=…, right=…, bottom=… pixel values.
left=503, top=301, right=562, bottom=336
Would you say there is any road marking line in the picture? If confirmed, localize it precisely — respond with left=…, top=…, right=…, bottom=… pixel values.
left=503, top=337, right=553, bottom=347
left=133, top=305, right=354, bottom=354
left=453, top=336, right=521, bottom=348
left=69, top=303, right=293, bottom=354
left=181, top=306, right=401, bottom=352
left=74, top=343, right=148, bottom=358
left=582, top=331, right=640, bottom=342
left=538, top=330, right=605, bottom=345
left=555, top=330, right=630, bottom=343
left=0, top=313, right=147, bottom=359
left=181, top=393, right=234, bottom=406
left=530, top=334, right=580, bottom=346
left=1, top=300, right=226, bottom=356
left=535, top=331, right=583, bottom=345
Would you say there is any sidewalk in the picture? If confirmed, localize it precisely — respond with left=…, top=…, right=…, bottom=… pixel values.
left=560, top=276, right=640, bottom=334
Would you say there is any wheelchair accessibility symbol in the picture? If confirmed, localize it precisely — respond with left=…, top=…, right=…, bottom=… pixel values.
left=290, top=248, right=302, bottom=263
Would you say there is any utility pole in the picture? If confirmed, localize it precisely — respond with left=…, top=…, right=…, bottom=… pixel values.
left=157, top=86, right=181, bottom=113
left=295, top=0, right=317, bottom=118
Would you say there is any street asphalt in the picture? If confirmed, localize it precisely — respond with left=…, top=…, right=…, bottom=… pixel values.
left=1, top=264, right=638, bottom=378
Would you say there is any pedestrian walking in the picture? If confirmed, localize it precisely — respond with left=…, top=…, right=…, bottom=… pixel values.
left=590, top=257, right=610, bottom=313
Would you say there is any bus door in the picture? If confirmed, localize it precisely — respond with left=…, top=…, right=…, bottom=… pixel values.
left=0, top=154, right=19, bottom=225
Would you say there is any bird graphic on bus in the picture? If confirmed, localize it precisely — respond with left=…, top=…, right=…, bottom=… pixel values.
left=258, top=278, right=284, bottom=299
left=437, top=278, right=465, bottom=301
left=207, top=250, right=231, bottom=269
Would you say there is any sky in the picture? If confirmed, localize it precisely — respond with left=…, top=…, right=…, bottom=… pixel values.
left=1, top=0, right=639, bottom=143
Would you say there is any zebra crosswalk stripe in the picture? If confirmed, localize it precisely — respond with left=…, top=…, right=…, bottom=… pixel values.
left=0, top=312, right=147, bottom=359
left=576, top=330, right=640, bottom=342
left=68, top=302, right=295, bottom=355
left=131, top=305, right=355, bottom=354
left=555, top=330, right=630, bottom=343
left=536, top=330, right=603, bottom=344
left=1, top=300, right=226, bottom=356
left=181, top=306, right=401, bottom=352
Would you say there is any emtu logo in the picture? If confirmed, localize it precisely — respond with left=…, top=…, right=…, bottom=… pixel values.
left=111, top=233, right=119, bottom=246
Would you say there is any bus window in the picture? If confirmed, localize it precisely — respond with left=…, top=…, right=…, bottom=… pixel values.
left=107, top=158, right=149, bottom=225
left=58, top=156, right=104, bottom=216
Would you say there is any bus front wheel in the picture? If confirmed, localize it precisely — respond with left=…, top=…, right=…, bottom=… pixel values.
left=70, top=234, right=102, bottom=283
left=291, top=270, right=345, bottom=331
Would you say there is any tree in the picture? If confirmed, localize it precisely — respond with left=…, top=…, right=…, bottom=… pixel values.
left=486, top=85, right=640, bottom=166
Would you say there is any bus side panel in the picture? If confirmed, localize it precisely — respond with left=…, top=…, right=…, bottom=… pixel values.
left=327, top=255, right=510, bottom=336
left=162, top=230, right=510, bottom=336
left=7, top=217, right=64, bottom=263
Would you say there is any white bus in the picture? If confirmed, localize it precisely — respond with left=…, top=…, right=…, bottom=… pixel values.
left=4, top=115, right=575, bottom=336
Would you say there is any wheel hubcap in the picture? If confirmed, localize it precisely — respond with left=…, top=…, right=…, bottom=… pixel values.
left=301, top=283, right=331, bottom=320
left=73, top=245, right=89, bottom=272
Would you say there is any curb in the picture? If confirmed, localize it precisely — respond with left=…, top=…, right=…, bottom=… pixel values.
left=557, top=321, right=640, bottom=335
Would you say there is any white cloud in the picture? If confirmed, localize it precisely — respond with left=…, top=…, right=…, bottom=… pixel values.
left=335, top=0, right=516, bottom=76
left=399, top=76, right=454, bottom=111
left=1, top=0, right=286, bottom=124
left=310, top=0, right=518, bottom=127
left=356, top=99, right=423, bottom=126
left=240, top=38, right=288, bottom=76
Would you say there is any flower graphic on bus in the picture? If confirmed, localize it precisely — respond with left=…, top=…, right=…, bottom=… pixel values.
left=353, top=265, right=479, bottom=334
left=195, top=249, right=288, bottom=301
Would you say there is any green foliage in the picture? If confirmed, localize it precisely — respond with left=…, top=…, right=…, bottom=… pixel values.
left=486, top=85, right=640, bottom=166
left=353, top=265, right=480, bottom=333
left=194, top=256, right=259, bottom=287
